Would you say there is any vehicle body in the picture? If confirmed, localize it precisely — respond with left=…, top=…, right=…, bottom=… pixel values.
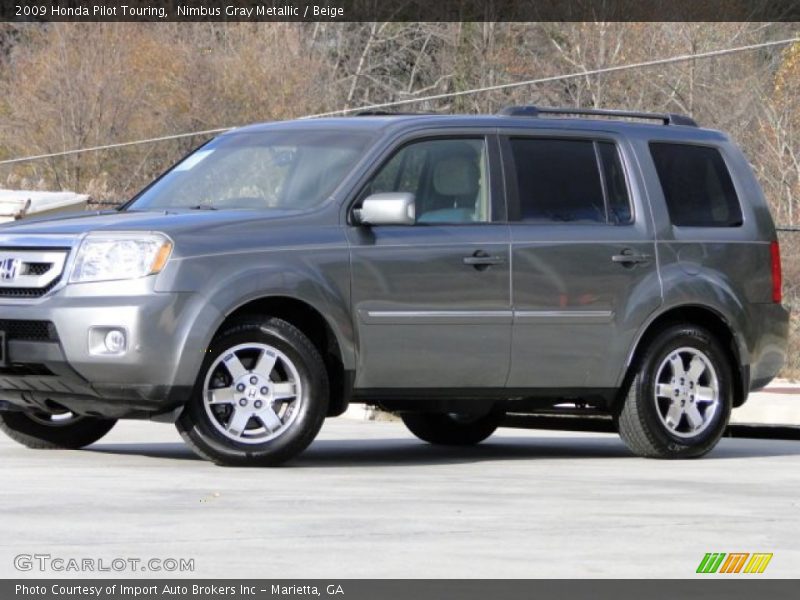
left=0, top=107, right=789, bottom=465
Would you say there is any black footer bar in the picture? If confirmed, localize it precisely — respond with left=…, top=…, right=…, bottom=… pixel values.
left=5, top=579, right=800, bottom=600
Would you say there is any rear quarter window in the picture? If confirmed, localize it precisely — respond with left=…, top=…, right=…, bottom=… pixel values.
left=649, top=142, right=743, bottom=227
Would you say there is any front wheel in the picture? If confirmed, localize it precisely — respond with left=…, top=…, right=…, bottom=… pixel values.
left=0, top=410, right=116, bottom=449
left=177, top=318, right=329, bottom=466
left=616, top=325, right=733, bottom=459
left=401, top=410, right=503, bottom=446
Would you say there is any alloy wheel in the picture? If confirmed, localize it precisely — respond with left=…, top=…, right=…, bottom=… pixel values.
left=203, top=342, right=302, bottom=444
left=653, top=346, right=720, bottom=438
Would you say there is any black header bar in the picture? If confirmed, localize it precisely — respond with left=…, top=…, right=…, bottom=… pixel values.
left=3, top=0, right=800, bottom=23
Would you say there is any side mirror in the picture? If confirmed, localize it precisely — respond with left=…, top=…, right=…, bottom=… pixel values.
left=354, top=193, right=415, bottom=226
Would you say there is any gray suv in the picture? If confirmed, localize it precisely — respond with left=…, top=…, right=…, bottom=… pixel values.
left=0, top=106, right=789, bottom=465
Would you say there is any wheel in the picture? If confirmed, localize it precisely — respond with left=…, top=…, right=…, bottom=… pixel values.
left=176, top=318, right=329, bottom=466
left=616, top=324, right=732, bottom=459
left=0, top=409, right=116, bottom=449
left=401, top=410, right=503, bottom=446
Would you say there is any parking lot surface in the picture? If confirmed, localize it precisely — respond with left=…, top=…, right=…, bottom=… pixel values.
left=1, top=417, right=799, bottom=578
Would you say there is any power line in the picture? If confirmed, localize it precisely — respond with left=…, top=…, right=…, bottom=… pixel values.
left=1, top=35, right=798, bottom=166
left=307, top=36, right=800, bottom=118
left=0, top=127, right=232, bottom=166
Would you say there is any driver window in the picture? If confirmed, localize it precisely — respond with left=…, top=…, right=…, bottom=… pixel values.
left=362, top=138, right=490, bottom=224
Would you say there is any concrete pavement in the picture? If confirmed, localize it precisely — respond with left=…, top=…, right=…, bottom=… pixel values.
left=732, top=379, right=800, bottom=425
left=1, top=417, right=799, bottom=579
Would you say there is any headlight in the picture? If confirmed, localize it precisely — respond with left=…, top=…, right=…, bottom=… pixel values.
left=70, top=232, right=173, bottom=283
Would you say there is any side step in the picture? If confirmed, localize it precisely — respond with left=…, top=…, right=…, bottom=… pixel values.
left=503, top=413, right=800, bottom=441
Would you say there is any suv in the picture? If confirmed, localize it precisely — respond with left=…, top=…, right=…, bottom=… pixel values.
left=0, top=106, right=789, bottom=465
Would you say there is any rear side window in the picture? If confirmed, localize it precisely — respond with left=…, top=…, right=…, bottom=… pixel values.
left=508, top=138, right=631, bottom=224
left=649, top=143, right=742, bottom=227
left=597, top=142, right=631, bottom=224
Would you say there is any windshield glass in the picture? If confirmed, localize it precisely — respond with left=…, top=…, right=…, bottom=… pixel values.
left=127, top=129, right=375, bottom=211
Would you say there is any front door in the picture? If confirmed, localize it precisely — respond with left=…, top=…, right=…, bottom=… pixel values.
left=347, top=135, right=512, bottom=390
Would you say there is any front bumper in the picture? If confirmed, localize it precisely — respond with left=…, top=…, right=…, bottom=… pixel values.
left=0, top=280, right=207, bottom=418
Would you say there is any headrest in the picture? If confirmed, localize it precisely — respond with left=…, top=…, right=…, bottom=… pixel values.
left=433, top=156, right=479, bottom=197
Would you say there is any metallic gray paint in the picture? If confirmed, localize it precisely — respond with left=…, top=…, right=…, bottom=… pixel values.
left=347, top=223, right=512, bottom=388
left=0, top=114, right=789, bottom=418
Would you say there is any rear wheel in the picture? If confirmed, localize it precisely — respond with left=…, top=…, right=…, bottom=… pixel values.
left=0, top=409, right=116, bottom=449
left=177, top=318, right=329, bottom=466
left=616, top=325, right=732, bottom=459
left=401, top=410, right=503, bottom=446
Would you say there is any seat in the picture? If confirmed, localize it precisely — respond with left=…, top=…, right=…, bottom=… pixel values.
left=417, top=151, right=481, bottom=223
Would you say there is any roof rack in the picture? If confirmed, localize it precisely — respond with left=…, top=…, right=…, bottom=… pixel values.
left=354, top=110, right=436, bottom=116
left=498, top=105, right=698, bottom=127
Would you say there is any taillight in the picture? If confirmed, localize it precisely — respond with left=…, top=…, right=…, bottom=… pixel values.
left=770, top=240, right=782, bottom=304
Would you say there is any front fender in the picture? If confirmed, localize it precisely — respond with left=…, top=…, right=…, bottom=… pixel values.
left=164, top=249, right=354, bottom=390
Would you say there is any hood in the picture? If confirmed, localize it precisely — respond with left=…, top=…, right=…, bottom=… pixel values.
left=0, top=207, right=340, bottom=261
left=0, top=208, right=304, bottom=237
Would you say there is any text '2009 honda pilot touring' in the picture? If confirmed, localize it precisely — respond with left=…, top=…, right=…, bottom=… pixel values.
left=0, top=106, right=789, bottom=466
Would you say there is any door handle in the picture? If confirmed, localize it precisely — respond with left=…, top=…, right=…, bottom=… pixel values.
left=611, top=250, right=652, bottom=265
left=463, top=250, right=506, bottom=269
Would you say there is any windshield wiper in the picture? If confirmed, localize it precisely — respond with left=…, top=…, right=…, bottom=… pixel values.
left=187, top=204, right=218, bottom=211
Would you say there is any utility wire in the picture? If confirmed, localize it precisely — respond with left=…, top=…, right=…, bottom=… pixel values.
left=307, top=36, right=800, bottom=118
left=1, top=35, right=798, bottom=166
left=0, top=127, right=232, bottom=166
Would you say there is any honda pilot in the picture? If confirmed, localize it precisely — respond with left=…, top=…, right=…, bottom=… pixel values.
left=0, top=106, right=789, bottom=465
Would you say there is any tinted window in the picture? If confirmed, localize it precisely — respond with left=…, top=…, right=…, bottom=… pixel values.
left=363, top=138, right=490, bottom=224
left=649, top=143, right=742, bottom=227
left=509, top=138, right=630, bottom=224
left=598, top=142, right=631, bottom=224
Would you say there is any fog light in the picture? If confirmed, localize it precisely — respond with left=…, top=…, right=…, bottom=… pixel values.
left=88, top=326, right=130, bottom=356
left=104, top=329, right=127, bottom=353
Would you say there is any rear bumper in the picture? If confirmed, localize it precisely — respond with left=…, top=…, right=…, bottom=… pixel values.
left=747, top=302, right=790, bottom=392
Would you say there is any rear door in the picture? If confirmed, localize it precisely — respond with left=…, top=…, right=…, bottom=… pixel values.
left=500, top=131, right=662, bottom=389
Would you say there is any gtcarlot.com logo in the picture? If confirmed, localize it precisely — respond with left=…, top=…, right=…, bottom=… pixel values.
left=14, top=554, right=195, bottom=573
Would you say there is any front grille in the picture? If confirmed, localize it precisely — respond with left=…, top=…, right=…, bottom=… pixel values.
left=0, top=247, right=69, bottom=298
left=0, top=319, right=59, bottom=342
left=23, top=263, right=53, bottom=276
left=0, top=278, right=61, bottom=298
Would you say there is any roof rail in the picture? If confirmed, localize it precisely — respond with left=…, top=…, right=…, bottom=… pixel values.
left=353, top=110, right=436, bottom=116
left=498, top=105, right=698, bottom=127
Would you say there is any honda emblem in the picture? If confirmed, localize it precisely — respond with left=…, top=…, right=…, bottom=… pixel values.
left=0, top=258, right=19, bottom=282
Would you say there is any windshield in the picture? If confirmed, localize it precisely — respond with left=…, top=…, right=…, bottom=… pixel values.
left=127, top=129, right=375, bottom=211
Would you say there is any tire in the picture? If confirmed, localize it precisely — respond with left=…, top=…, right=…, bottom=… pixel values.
left=401, top=410, right=503, bottom=446
left=176, top=317, right=329, bottom=466
left=0, top=410, right=116, bottom=449
left=616, top=324, right=733, bottom=459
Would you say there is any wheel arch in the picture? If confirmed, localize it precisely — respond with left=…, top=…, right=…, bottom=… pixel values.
left=212, top=295, right=352, bottom=417
left=619, top=304, right=748, bottom=409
